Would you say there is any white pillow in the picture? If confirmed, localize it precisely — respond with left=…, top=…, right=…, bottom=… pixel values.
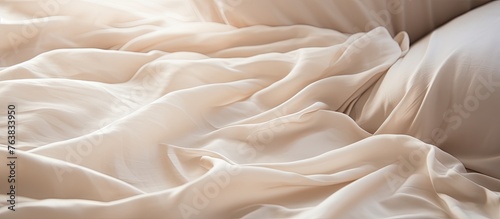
left=189, top=0, right=490, bottom=43
left=351, top=1, right=500, bottom=178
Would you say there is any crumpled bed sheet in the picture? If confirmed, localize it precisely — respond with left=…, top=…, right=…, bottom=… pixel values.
left=0, top=1, right=499, bottom=219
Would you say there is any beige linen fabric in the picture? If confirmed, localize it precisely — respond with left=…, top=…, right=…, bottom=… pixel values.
left=0, top=1, right=499, bottom=219
left=189, top=0, right=491, bottom=43
left=351, top=1, right=500, bottom=179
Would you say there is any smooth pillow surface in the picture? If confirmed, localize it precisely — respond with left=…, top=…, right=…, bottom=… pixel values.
left=189, top=0, right=490, bottom=43
left=350, top=1, right=500, bottom=178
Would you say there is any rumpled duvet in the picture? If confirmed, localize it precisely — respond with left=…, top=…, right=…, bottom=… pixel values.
left=0, top=1, right=499, bottom=218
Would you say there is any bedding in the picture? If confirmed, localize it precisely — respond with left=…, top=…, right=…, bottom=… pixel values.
left=0, top=0, right=499, bottom=219
left=190, top=0, right=491, bottom=43
left=351, top=1, right=500, bottom=179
